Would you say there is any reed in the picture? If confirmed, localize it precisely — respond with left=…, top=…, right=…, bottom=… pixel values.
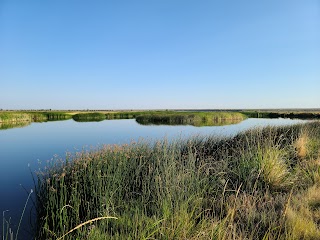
left=2, top=190, right=34, bottom=240
left=242, top=111, right=320, bottom=119
left=135, top=111, right=246, bottom=126
left=0, top=111, right=72, bottom=124
left=32, top=121, right=320, bottom=239
left=72, top=113, right=106, bottom=122
left=0, top=113, right=31, bottom=123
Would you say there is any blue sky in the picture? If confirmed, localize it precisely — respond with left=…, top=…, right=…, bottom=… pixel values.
left=0, top=0, right=319, bottom=110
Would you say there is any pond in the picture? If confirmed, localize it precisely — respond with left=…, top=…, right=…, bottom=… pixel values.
left=0, top=118, right=309, bottom=239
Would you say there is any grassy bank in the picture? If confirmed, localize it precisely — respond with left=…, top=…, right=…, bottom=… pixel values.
left=135, top=111, right=246, bottom=126
left=34, top=121, right=320, bottom=239
left=137, top=118, right=243, bottom=127
left=1, top=110, right=319, bottom=128
left=0, top=112, right=32, bottom=123
left=242, top=110, right=320, bottom=119
left=105, top=111, right=146, bottom=119
left=72, top=113, right=106, bottom=122
left=29, top=112, right=72, bottom=121
left=0, top=111, right=72, bottom=124
left=99, top=111, right=246, bottom=126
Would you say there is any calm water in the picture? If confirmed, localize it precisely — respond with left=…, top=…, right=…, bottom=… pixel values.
left=0, top=118, right=309, bottom=238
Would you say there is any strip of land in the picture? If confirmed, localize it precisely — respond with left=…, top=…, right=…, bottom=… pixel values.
left=0, top=110, right=248, bottom=127
left=1, top=109, right=320, bottom=129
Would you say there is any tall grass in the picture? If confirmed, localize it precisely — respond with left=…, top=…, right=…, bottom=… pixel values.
left=72, top=113, right=106, bottom=122
left=0, top=113, right=31, bottom=123
left=105, top=111, right=146, bottom=119
left=34, top=122, right=320, bottom=239
left=0, top=112, right=72, bottom=124
left=0, top=111, right=245, bottom=127
left=135, top=111, right=246, bottom=126
left=242, top=111, right=320, bottom=119
left=28, top=112, right=72, bottom=121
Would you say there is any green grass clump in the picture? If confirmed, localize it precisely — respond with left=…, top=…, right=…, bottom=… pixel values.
left=105, top=111, right=246, bottom=126
left=105, top=111, right=147, bottom=119
left=72, top=113, right=106, bottom=122
left=28, top=111, right=72, bottom=121
left=0, top=112, right=32, bottom=123
left=136, top=111, right=246, bottom=126
left=0, top=111, right=72, bottom=126
left=258, top=145, right=293, bottom=190
left=242, top=111, right=320, bottom=119
left=34, top=121, right=320, bottom=239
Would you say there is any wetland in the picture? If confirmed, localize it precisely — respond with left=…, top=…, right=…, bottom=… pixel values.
left=0, top=110, right=319, bottom=239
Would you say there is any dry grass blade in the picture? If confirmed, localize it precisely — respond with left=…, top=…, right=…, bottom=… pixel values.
left=56, top=216, right=118, bottom=240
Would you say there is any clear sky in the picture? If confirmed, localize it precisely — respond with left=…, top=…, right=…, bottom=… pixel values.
left=0, top=0, right=319, bottom=110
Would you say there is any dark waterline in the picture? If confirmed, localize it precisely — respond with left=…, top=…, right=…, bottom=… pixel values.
left=0, top=118, right=309, bottom=239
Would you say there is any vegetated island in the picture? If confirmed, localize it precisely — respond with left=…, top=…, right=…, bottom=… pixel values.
left=135, top=111, right=245, bottom=126
left=0, top=111, right=72, bottom=130
left=0, top=110, right=247, bottom=128
left=33, top=121, right=320, bottom=239
left=66, top=110, right=247, bottom=126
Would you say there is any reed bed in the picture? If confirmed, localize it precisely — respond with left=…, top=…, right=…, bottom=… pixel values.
left=28, top=112, right=72, bottom=121
left=105, top=111, right=146, bottom=119
left=0, top=112, right=32, bottom=123
left=135, top=111, right=246, bottom=126
left=242, top=111, right=320, bottom=119
left=0, top=112, right=72, bottom=124
left=72, top=113, right=106, bottom=122
left=136, top=118, right=243, bottom=127
left=34, top=122, right=320, bottom=239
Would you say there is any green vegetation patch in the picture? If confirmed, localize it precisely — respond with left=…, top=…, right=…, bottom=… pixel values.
left=136, top=111, right=246, bottom=126
left=28, top=112, right=72, bottom=121
left=242, top=111, right=320, bottom=119
left=0, top=112, right=32, bottom=123
left=34, top=121, right=320, bottom=239
left=72, top=112, right=106, bottom=122
left=105, top=111, right=165, bottom=120
left=0, top=111, right=72, bottom=124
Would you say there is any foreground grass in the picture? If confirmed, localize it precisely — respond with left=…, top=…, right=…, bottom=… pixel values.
left=34, top=121, right=320, bottom=239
